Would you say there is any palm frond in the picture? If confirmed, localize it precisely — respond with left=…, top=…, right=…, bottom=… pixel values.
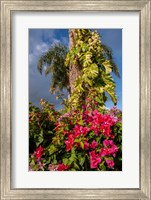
left=37, top=43, right=69, bottom=93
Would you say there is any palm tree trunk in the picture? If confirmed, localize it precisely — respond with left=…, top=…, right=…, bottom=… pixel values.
left=68, top=29, right=82, bottom=94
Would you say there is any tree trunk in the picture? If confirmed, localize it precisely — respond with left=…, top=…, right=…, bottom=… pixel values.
left=68, top=29, right=82, bottom=94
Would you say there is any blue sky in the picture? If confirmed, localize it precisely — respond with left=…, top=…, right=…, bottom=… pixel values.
left=29, top=29, right=122, bottom=110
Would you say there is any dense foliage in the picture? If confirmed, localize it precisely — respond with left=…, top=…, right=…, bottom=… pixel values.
left=29, top=99, right=60, bottom=154
left=29, top=99, right=122, bottom=171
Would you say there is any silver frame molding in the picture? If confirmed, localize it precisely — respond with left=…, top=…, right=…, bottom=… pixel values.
left=0, top=0, right=150, bottom=199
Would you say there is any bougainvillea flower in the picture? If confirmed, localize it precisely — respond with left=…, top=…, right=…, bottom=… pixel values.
left=99, top=148, right=108, bottom=157
left=75, top=142, right=80, bottom=149
left=65, top=134, right=74, bottom=151
left=105, top=114, right=116, bottom=125
left=100, top=123, right=111, bottom=137
left=110, top=134, right=115, bottom=139
left=57, top=163, right=69, bottom=171
left=103, top=139, right=110, bottom=147
left=82, top=104, right=86, bottom=109
left=84, top=141, right=89, bottom=150
left=106, top=160, right=115, bottom=169
left=90, top=140, right=98, bottom=149
left=100, top=144, right=118, bottom=157
left=89, top=151, right=101, bottom=169
left=86, top=98, right=90, bottom=102
left=93, top=110, right=105, bottom=125
left=82, top=110, right=93, bottom=124
left=93, top=109, right=100, bottom=116
left=103, top=139, right=114, bottom=147
left=90, top=124, right=100, bottom=136
left=109, top=140, right=114, bottom=146
left=34, top=145, right=44, bottom=160
left=84, top=110, right=89, bottom=115
left=63, top=130, right=68, bottom=135
left=74, top=125, right=89, bottom=137
left=58, top=112, right=70, bottom=122
left=108, top=145, right=118, bottom=154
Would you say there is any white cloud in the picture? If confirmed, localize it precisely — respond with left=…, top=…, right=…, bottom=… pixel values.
left=36, top=42, right=49, bottom=53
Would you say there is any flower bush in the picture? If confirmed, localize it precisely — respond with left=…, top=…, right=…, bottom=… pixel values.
left=29, top=99, right=122, bottom=171
left=29, top=99, right=60, bottom=154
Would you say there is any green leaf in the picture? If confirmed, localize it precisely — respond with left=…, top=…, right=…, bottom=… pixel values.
left=48, top=130, right=54, bottom=134
left=82, top=75, right=93, bottom=86
left=83, top=64, right=98, bottom=79
left=102, top=73, right=117, bottom=105
left=30, top=159, right=35, bottom=166
left=63, top=158, right=69, bottom=165
left=78, top=155, right=85, bottom=167
left=101, top=165, right=106, bottom=171
left=48, top=145, right=57, bottom=155
left=74, top=138, right=80, bottom=143
left=71, top=147, right=76, bottom=154
left=95, top=96, right=103, bottom=104
left=78, top=115, right=84, bottom=126
left=73, top=162, right=80, bottom=170
left=106, top=157, right=113, bottom=161
left=45, top=157, right=51, bottom=165
left=35, top=135, right=44, bottom=147
left=78, top=119, right=84, bottom=126
left=99, top=162, right=106, bottom=171
left=102, top=60, right=112, bottom=74
left=80, top=142, right=84, bottom=149
left=88, top=131, right=95, bottom=139
left=70, top=168, right=76, bottom=171
left=68, top=153, right=77, bottom=165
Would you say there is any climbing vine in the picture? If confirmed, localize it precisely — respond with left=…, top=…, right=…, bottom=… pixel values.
left=65, top=29, right=117, bottom=110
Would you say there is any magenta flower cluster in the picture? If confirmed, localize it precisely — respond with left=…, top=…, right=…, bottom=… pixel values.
left=54, top=107, right=121, bottom=170
left=29, top=100, right=122, bottom=171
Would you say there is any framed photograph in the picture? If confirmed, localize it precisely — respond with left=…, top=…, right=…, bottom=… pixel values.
left=0, top=0, right=150, bottom=199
